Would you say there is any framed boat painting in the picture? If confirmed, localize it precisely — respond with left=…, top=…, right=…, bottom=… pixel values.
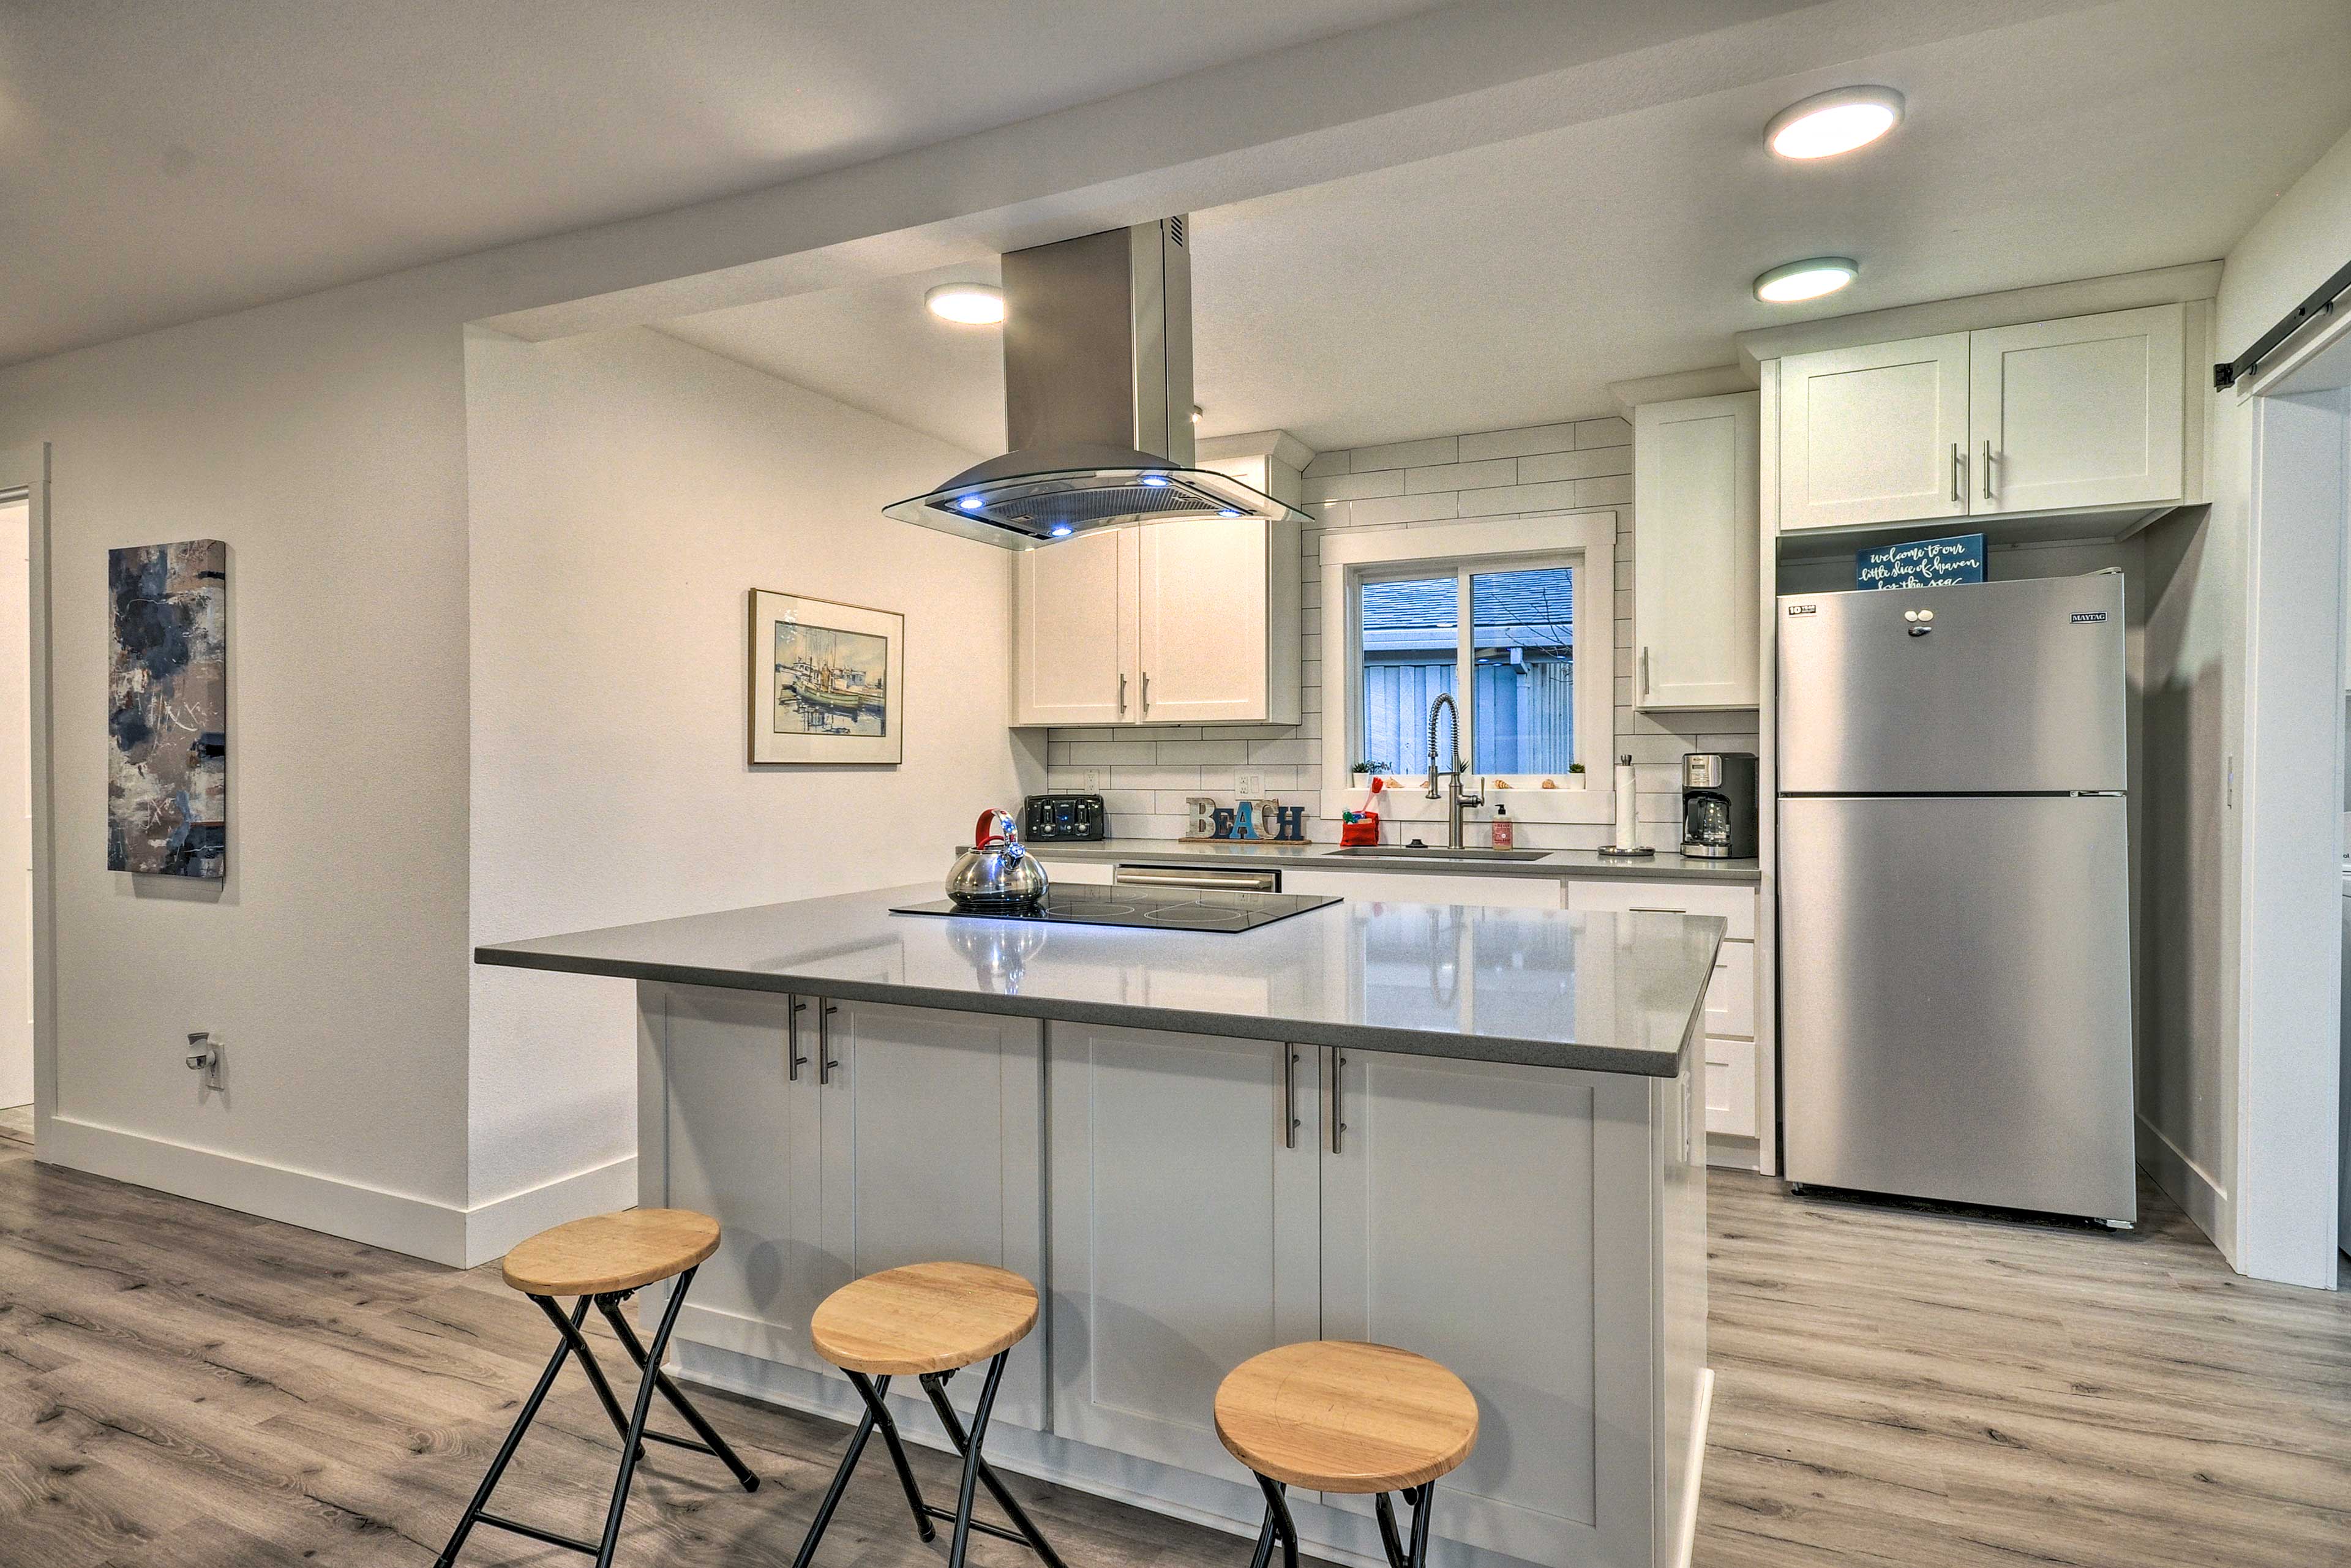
left=749, top=589, right=904, bottom=765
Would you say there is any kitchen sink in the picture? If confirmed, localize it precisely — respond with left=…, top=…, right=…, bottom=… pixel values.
left=1320, top=846, right=1553, bottom=862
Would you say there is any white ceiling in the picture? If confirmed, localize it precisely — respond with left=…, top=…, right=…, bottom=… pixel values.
left=0, top=0, right=1445, bottom=366
left=661, top=0, right=2351, bottom=456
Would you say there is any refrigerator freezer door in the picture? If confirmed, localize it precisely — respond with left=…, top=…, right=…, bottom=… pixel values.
left=1779, top=574, right=2126, bottom=793
left=1779, top=793, right=2136, bottom=1223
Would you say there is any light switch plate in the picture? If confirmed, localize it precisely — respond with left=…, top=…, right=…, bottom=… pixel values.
left=1235, top=770, right=1266, bottom=796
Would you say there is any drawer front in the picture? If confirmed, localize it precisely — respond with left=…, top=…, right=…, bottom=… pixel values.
left=1281, top=869, right=1566, bottom=909
left=1704, top=1037, right=1758, bottom=1138
left=1567, top=877, right=1755, bottom=940
left=1703, top=939, right=1756, bottom=1040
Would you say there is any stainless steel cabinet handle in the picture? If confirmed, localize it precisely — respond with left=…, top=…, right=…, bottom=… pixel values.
left=1328, top=1047, right=1347, bottom=1154
left=1113, top=865, right=1280, bottom=893
left=1982, top=440, right=1995, bottom=500
left=1640, top=647, right=1651, bottom=700
left=1282, top=1048, right=1299, bottom=1150
left=1119, top=671, right=1128, bottom=715
left=1141, top=671, right=1152, bottom=715
left=1951, top=442, right=1963, bottom=502
left=818, top=1002, right=840, bottom=1085
left=787, top=997, right=809, bottom=1081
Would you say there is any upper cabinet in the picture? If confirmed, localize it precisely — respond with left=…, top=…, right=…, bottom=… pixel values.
left=1010, top=513, right=1302, bottom=727
left=1779, top=332, right=1971, bottom=533
left=1633, top=392, right=1760, bottom=710
left=1777, top=304, right=2200, bottom=535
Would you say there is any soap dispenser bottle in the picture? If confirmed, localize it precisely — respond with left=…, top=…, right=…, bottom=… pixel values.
left=1489, top=800, right=1515, bottom=850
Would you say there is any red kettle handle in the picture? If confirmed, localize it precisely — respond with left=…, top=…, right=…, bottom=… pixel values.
left=976, top=807, right=1014, bottom=847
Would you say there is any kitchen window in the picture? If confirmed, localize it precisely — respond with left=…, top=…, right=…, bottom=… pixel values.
left=1321, top=512, right=1617, bottom=825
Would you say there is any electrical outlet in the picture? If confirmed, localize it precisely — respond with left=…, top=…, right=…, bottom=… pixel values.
left=1235, top=770, right=1266, bottom=797
left=1079, top=768, right=1108, bottom=792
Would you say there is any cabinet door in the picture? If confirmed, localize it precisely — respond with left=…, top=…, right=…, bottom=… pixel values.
left=1322, top=1049, right=1643, bottom=1567
left=816, top=999, right=1048, bottom=1427
left=1633, top=394, right=1760, bottom=708
left=661, top=986, right=827, bottom=1374
left=1011, top=525, right=1133, bottom=726
left=1135, top=516, right=1269, bottom=724
left=1970, top=305, right=2184, bottom=515
left=1049, top=1024, right=1320, bottom=1476
left=1779, top=332, right=1971, bottom=531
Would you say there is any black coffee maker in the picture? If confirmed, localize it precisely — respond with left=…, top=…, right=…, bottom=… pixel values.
left=1681, top=753, right=1758, bottom=860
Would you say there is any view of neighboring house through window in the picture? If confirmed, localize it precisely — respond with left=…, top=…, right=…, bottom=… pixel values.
left=1357, top=562, right=1574, bottom=777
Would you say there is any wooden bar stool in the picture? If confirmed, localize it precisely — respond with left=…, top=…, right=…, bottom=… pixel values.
left=436, top=1209, right=759, bottom=1568
left=792, top=1261, right=1065, bottom=1568
left=1215, top=1341, right=1479, bottom=1568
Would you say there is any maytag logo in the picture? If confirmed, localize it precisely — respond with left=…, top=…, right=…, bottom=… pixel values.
left=1788, top=604, right=1818, bottom=615
left=2071, top=612, right=2108, bottom=623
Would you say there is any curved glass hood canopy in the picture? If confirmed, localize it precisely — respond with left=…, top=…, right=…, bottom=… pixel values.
left=882, top=220, right=1307, bottom=550
left=883, top=442, right=1303, bottom=547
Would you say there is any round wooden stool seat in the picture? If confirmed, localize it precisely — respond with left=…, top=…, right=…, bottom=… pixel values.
left=1215, top=1340, right=1479, bottom=1494
left=500, top=1208, right=721, bottom=1297
left=810, top=1261, right=1038, bottom=1376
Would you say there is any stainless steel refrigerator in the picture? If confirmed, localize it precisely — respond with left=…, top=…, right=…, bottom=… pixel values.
left=1777, top=571, right=2135, bottom=1224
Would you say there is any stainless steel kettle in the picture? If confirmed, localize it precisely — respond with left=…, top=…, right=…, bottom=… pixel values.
left=947, top=808, right=1050, bottom=910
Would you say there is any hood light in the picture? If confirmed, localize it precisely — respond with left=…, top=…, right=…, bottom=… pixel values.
left=925, top=283, right=1005, bottom=324
left=1049, top=524, right=1073, bottom=538
left=1755, top=257, right=1858, bottom=303
left=957, top=494, right=986, bottom=511
left=1139, top=475, right=1169, bottom=488
left=1766, top=86, right=1904, bottom=159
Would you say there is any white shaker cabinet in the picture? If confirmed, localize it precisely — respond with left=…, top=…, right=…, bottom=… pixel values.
left=1011, top=525, right=1130, bottom=726
left=1778, top=332, right=1972, bottom=533
left=1047, top=1024, right=1321, bottom=1476
left=1010, top=515, right=1301, bottom=727
left=1632, top=392, right=1760, bottom=709
left=1968, top=305, right=2186, bottom=516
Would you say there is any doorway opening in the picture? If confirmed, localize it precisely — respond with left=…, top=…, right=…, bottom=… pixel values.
left=0, top=493, right=29, bottom=1149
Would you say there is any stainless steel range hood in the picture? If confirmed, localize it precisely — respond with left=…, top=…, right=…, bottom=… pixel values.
left=884, top=220, right=1307, bottom=548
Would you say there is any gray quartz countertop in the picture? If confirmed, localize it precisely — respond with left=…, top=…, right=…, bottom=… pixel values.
left=1024, top=838, right=1761, bottom=884
left=477, top=885, right=1724, bottom=1077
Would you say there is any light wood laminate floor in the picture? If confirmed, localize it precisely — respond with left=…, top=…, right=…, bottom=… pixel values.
left=0, top=1141, right=2343, bottom=1567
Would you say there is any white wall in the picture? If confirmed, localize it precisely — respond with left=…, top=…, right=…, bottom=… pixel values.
left=0, top=498, right=27, bottom=1110
left=464, top=326, right=1032, bottom=1258
left=1043, top=416, right=1760, bottom=849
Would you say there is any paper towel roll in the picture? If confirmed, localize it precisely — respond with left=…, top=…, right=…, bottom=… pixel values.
left=1611, top=757, right=1639, bottom=849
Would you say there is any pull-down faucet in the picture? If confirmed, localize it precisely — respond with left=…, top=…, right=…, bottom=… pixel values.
left=1424, top=692, right=1482, bottom=850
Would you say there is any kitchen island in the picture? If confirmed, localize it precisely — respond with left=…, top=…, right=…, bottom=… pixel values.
left=478, top=887, right=1719, bottom=1568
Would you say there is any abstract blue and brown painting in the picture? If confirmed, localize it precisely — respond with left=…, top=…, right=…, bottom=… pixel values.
left=108, top=540, right=227, bottom=877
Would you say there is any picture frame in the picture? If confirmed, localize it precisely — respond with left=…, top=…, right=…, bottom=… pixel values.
left=748, top=589, right=904, bottom=766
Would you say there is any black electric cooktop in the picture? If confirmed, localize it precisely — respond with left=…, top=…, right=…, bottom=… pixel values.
left=890, top=882, right=1340, bottom=933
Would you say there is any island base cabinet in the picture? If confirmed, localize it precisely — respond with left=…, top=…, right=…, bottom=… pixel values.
left=640, top=985, right=1048, bottom=1431
left=1048, top=1024, right=1321, bottom=1479
left=1322, top=1051, right=1699, bottom=1568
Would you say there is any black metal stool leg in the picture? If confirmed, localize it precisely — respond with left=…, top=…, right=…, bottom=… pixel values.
left=435, top=1296, right=591, bottom=1566
left=790, top=1378, right=887, bottom=1568
left=920, top=1365, right=1068, bottom=1568
left=534, top=1294, right=644, bottom=1461
left=594, top=1291, right=759, bottom=1491
left=1255, top=1474, right=1300, bottom=1568
left=942, top=1351, right=1007, bottom=1568
left=590, top=1266, right=694, bottom=1568
left=847, top=1371, right=937, bottom=1541
left=1406, top=1480, right=1436, bottom=1568
left=1376, top=1491, right=1408, bottom=1568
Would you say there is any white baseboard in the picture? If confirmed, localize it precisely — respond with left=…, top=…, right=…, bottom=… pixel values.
left=463, top=1155, right=639, bottom=1267
left=1705, top=1135, right=1761, bottom=1172
left=1671, top=1368, right=1714, bottom=1568
left=39, top=1113, right=632, bottom=1268
left=2135, top=1112, right=2233, bottom=1262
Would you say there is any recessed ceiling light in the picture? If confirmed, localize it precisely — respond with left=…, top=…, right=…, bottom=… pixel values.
left=1755, top=257, right=1858, bottom=303
left=1191, top=405, right=1204, bottom=423
left=1766, top=86, right=1904, bottom=160
left=924, top=282, right=1005, bottom=325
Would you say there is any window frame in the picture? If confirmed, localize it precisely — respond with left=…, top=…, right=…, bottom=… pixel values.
left=1320, top=510, right=1617, bottom=826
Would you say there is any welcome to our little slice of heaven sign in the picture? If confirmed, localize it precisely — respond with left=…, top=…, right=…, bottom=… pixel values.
left=1858, top=532, right=1985, bottom=590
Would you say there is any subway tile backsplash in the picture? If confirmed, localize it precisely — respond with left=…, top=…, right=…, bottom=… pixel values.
left=1043, top=414, right=1757, bottom=851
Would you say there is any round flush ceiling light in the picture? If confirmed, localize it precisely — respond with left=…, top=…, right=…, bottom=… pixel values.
left=1754, top=257, right=1858, bottom=303
left=924, top=282, right=1005, bottom=324
left=1766, top=86, right=1904, bottom=160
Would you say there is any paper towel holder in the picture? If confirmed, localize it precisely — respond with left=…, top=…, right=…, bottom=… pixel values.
left=1597, top=752, right=1657, bottom=859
